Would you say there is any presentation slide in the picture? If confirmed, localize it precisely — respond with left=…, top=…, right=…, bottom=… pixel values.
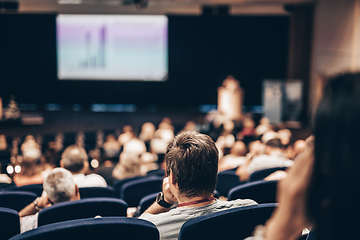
left=57, top=15, right=168, bottom=81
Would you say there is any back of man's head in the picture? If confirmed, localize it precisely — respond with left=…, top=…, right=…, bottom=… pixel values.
left=61, top=145, right=88, bottom=173
left=265, top=138, right=284, bottom=149
left=165, top=131, right=218, bottom=197
left=43, top=168, right=76, bottom=204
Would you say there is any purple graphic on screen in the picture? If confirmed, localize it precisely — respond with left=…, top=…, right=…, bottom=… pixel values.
left=57, top=15, right=168, bottom=81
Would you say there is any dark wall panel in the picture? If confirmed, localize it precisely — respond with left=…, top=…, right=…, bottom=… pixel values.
left=0, top=14, right=289, bottom=108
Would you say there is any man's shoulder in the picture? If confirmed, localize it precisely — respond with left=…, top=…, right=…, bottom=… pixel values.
left=78, top=173, right=107, bottom=187
left=217, top=198, right=258, bottom=208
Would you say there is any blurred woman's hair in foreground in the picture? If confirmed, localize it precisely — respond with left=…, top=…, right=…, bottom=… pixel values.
left=308, top=72, right=360, bottom=240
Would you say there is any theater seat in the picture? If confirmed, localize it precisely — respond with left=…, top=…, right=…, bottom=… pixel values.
left=138, top=192, right=159, bottom=215
left=38, top=197, right=127, bottom=227
left=216, top=171, right=242, bottom=197
left=79, top=186, right=115, bottom=199
left=120, top=176, right=163, bottom=207
left=10, top=217, right=159, bottom=240
left=228, top=180, right=278, bottom=204
left=113, top=175, right=145, bottom=198
left=0, top=191, right=37, bottom=212
left=0, top=207, right=20, bottom=239
left=178, top=203, right=277, bottom=240
left=5, top=184, right=44, bottom=197
left=248, top=167, right=287, bottom=182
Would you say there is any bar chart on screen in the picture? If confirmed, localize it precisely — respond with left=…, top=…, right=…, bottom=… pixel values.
left=57, top=15, right=168, bottom=81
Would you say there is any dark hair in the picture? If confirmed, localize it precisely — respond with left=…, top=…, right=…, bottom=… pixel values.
left=165, top=131, right=219, bottom=197
left=265, top=138, right=283, bottom=149
left=307, top=73, right=360, bottom=240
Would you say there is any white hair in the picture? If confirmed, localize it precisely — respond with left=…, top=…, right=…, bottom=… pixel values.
left=43, top=168, right=76, bottom=204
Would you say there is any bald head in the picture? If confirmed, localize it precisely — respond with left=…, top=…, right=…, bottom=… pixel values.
left=230, top=141, right=247, bottom=156
left=293, top=140, right=306, bottom=155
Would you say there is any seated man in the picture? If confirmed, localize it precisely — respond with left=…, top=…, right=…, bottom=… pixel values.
left=140, top=131, right=257, bottom=240
left=60, top=145, right=107, bottom=187
left=19, top=168, right=81, bottom=232
left=236, top=138, right=294, bottom=182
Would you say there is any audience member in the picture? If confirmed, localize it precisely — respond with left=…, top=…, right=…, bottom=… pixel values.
left=0, top=134, right=7, bottom=150
left=20, top=135, right=40, bottom=156
left=123, top=138, right=147, bottom=155
left=60, top=145, right=107, bottom=187
left=140, top=131, right=257, bottom=240
left=247, top=73, right=360, bottom=240
left=139, top=122, right=156, bottom=142
left=236, top=138, right=293, bottom=181
left=255, top=117, right=272, bottom=136
left=112, top=151, right=144, bottom=181
left=19, top=168, right=80, bottom=233
left=277, top=128, right=292, bottom=146
left=286, top=139, right=307, bottom=160
left=13, top=151, right=44, bottom=186
left=218, top=141, right=247, bottom=172
left=117, top=125, right=135, bottom=147
left=102, top=134, right=120, bottom=158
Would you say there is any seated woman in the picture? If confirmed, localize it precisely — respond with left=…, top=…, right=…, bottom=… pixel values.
left=247, top=72, right=360, bottom=240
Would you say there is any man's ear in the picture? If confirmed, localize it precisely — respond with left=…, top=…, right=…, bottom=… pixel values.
left=82, top=161, right=89, bottom=173
left=169, top=170, right=177, bottom=186
left=60, top=159, right=64, bottom=168
left=74, top=184, right=80, bottom=200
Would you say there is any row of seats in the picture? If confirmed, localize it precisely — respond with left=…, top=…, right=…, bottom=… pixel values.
left=3, top=203, right=281, bottom=240
left=0, top=178, right=279, bottom=214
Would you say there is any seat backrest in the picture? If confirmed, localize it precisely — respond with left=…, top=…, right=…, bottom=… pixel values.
left=0, top=182, right=15, bottom=189
left=79, top=186, right=115, bottom=199
left=38, top=197, right=128, bottom=227
left=139, top=192, right=158, bottom=215
left=10, top=217, right=159, bottom=240
left=216, top=171, right=242, bottom=197
left=0, top=207, right=20, bottom=239
left=228, top=180, right=278, bottom=204
left=178, top=203, right=277, bottom=240
left=5, top=184, right=44, bottom=197
left=248, top=167, right=287, bottom=182
left=113, top=175, right=145, bottom=198
left=120, top=176, right=163, bottom=207
left=0, top=191, right=37, bottom=211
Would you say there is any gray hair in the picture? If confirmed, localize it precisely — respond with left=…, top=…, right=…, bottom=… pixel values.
left=61, top=145, right=88, bottom=173
left=43, top=168, right=76, bottom=204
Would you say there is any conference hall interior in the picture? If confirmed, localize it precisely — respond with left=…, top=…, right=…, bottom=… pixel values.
left=0, top=0, right=358, bottom=239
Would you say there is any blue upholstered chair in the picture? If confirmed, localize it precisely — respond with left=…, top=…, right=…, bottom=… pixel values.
left=248, top=167, right=287, bottom=182
left=138, top=192, right=159, bottom=215
left=0, top=182, right=14, bottom=189
left=120, top=176, right=163, bottom=207
left=38, top=197, right=127, bottom=227
left=78, top=186, right=115, bottom=199
left=216, top=171, right=242, bottom=197
left=10, top=217, right=159, bottom=240
left=228, top=180, right=278, bottom=204
left=5, top=184, right=44, bottom=196
left=113, top=175, right=145, bottom=198
left=0, top=191, right=37, bottom=211
left=0, top=207, right=20, bottom=239
left=178, top=203, right=277, bottom=240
